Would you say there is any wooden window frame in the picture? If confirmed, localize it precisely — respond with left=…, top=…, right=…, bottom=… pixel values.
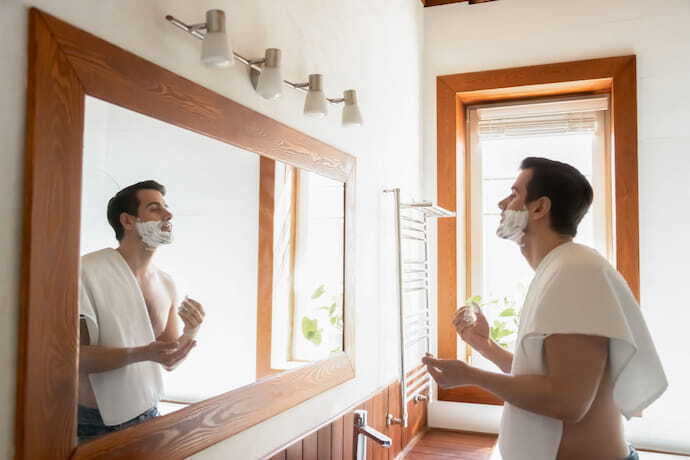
left=436, top=56, right=639, bottom=405
left=17, top=9, right=356, bottom=459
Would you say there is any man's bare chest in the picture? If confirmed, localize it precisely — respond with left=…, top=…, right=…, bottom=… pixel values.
left=137, top=276, right=173, bottom=337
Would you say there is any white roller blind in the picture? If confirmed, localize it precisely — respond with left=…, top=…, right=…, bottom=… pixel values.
left=476, top=96, right=609, bottom=139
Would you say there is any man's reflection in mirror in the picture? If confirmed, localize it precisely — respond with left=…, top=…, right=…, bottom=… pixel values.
left=78, top=180, right=205, bottom=442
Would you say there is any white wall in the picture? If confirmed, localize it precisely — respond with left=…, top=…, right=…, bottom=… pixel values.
left=423, top=0, right=690, bottom=454
left=0, top=1, right=424, bottom=458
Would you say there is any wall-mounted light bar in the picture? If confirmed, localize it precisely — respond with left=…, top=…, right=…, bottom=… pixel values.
left=166, top=10, right=362, bottom=126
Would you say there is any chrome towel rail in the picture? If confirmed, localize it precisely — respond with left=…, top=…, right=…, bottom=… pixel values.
left=383, top=188, right=454, bottom=428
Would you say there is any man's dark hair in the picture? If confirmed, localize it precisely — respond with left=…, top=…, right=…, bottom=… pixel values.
left=520, top=157, right=593, bottom=237
left=107, top=180, right=166, bottom=241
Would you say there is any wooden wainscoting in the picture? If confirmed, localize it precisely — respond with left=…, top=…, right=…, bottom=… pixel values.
left=265, top=381, right=428, bottom=460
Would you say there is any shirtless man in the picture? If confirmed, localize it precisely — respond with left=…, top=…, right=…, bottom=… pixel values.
left=78, top=180, right=205, bottom=441
left=424, top=158, right=665, bottom=460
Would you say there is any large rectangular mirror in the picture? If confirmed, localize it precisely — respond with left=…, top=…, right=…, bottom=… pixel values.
left=77, top=97, right=346, bottom=443
left=17, top=9, right=354, bottom=459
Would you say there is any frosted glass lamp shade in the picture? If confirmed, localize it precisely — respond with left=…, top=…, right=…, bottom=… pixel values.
left=342, top=104, right=363, bottom=126
left=342, top=89, right=362, bottom=126
left=256, top=49, right=283, bottom=100
left=303, top=74, right=327, bottom=118
left=201, top=31, right=233, bottom=68
left=304, top=90, right=328, bottom=118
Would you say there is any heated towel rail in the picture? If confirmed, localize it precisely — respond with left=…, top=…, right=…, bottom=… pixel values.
left=383, top=188, right=454, bottom=427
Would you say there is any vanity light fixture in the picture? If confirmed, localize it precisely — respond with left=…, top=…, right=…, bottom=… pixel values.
left=301, top=74, right=328, bottom=118
left=248, top=48, right=283, bottom=100
left=166, top=10, right=233, bottom=68
left=166, top=10, right=362, bottom=125
left=335, top=90, right=363, bottom=126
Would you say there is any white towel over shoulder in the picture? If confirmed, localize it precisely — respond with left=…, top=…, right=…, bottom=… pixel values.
left=80, top=248, right=163, bottom=426
left=499, top=242, right=667, bottom=460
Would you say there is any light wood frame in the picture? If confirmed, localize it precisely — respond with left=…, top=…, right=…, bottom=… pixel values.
left=16, top=8, right=356, bottom=459
left=436, top=56, right=639, bottom=405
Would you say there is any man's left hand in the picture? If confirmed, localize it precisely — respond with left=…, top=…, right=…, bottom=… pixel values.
left=422, top=354, right=474, bottom=389
left=179, top=297, right=205, bottom=334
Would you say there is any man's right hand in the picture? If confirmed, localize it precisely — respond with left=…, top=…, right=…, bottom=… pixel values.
left=453, top=305, right=491, bottom=352
left=143, top=339, right=196, bottom=369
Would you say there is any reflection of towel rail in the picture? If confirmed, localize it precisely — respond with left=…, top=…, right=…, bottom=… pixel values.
left=383, top=188, right=454, bottom=428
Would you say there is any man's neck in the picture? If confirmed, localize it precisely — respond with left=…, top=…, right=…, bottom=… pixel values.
left=522, top=231, right=573, bottom=270
left=117, top=239, right=155, bottom=277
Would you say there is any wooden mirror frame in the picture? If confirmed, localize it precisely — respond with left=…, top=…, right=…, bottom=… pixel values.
left=16, top=9, right=356, bottom=460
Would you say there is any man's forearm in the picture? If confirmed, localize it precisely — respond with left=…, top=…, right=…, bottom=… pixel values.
left=80, top=345, right=147, bottom=374
left=468, top=367, right=575, bottom=421
left=475, top=340, right=513, bottom=373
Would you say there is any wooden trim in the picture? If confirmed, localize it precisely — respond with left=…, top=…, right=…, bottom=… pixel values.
left=436, top=56, right=640, bottom=405
left=18, top=8, right=356, bottom=460
left=257, top=157, right=279, bottom=379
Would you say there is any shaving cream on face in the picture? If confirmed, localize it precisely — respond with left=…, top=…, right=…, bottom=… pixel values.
left=135, top=219, right=173, bottom=250
left=496, top=209, right=529, bottom=245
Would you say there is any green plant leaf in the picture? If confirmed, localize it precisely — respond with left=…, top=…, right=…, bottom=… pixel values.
left=311, top=285, right=326, bottom=299
left=493, top=329, right=513, bottom=340
left=302, top=316, right=323, bottom=345
left=466, top=295, right=482, bottom=304
left=499, top=308, right=517, bottom=317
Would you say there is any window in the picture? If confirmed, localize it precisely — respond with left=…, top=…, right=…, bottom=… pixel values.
left=463, top=96, right=613, bottom=371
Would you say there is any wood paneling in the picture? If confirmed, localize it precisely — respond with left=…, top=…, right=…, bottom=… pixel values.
left=18, top=8, right=357, bottom=460
left=436, top=56, right=640, bottom=406
left=386, top=382, right=403, bottom=458
left=264, top=381, right=428, bottom=460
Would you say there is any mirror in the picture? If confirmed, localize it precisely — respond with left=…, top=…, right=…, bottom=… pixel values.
left=77, top=96, right=344, bottom=442
left=20, top=10, right=355, bottom=458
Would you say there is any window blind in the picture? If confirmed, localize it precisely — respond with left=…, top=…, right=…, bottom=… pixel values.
left=476, top=96, right=608, bottom=139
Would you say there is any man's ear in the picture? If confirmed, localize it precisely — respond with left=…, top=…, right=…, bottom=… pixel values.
left=530, top=196, right=551, bottom=221
left=120, top=212, right=136, bottom=232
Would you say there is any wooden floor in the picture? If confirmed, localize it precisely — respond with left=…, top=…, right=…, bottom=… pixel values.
left=404, top=430, right=690, bottom=460
left=405, top=430, right=497, bottom=460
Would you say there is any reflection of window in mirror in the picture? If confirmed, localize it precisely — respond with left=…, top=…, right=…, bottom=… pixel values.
left=268, top=163, right=345, bottom=370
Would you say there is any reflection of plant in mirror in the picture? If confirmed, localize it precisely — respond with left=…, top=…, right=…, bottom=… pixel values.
left=302, top=284, right=343, bottom=353
left=465, top=295, right=520, bottom=349
left=301, top=316, right=322, bottom=346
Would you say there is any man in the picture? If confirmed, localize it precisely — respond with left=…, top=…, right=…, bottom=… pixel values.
left=78, top=180, right=205, bottom=441
left=424, top=158, right=667, bottom=460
